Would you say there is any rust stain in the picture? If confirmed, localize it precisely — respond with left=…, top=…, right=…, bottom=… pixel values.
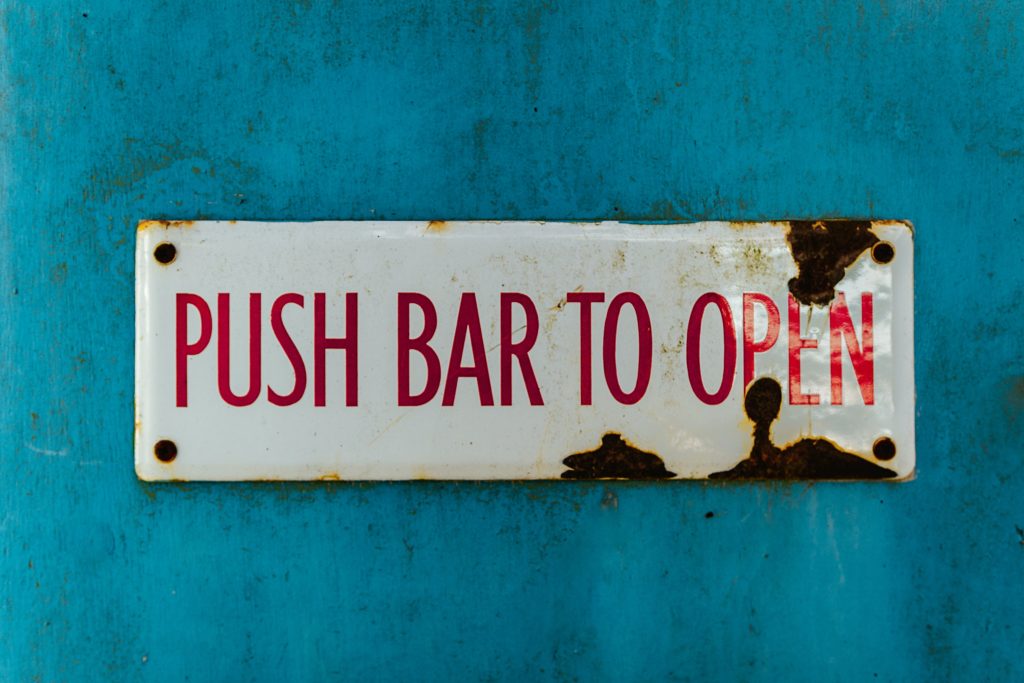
left=561, top=433, right=676, bottom=480
left=727, top=220, right=791, bottom=232
left=709, top=377, right=897, bottom=480
left=786, top=220, right=879, bottom=306
left=137, top=219, right=195, bottom=232
left=740, top=242, right=771, bottom=277
left=612, top=247, right=626, bottom=270
left=426, top=220, right=448, bottom=233
left=318, top=473, right=341, bottom=481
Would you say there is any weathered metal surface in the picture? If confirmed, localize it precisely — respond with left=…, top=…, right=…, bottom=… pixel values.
left=135, top=220, right=913, bottom=481
left=3, top=0, right=1024, bottom=680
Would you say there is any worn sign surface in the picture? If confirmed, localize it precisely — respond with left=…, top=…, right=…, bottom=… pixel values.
left=135, top=220, right=914, bottom=481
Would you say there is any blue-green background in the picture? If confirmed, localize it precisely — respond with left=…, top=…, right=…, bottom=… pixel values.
left=2, top=1, right=1022, bottom=680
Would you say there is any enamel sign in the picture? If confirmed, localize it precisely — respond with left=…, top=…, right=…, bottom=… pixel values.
left=135, top=220, right=914, bottom=481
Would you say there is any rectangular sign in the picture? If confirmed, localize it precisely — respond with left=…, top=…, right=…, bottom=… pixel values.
left=135, top=220, right=914, bottom=481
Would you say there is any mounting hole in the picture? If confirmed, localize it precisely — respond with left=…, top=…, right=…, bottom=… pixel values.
left=154, top=439, right=178, bottom=463
left=872, top=437, right=896, bottom=461
left=871, top=241, right=895, bottom=264
left=153, top=242, right=177, bottom=265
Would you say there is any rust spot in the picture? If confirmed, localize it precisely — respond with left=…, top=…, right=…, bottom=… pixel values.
left=318, top=473, right=341, bottom=481
left=426, top=220, right=448, bottom=233
left=786, top=220, right=878, bottom=306
left=562, top=433, right=676, bottom=480
left=709, top=377, right=896, bottom=480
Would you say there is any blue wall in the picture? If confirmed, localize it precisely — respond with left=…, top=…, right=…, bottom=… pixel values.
left=2, top=0, right=1022, bottom=679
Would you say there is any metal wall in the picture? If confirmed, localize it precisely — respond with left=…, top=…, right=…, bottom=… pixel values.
left=2, top=1, right=1021, bottom=679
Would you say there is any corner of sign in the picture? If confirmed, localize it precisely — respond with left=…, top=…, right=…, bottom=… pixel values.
left=892, top=466, right=917, bottom=483
left=135, top=458, right=159, bottom=482
left=134, top=437, right=168, bottom=482
left=893, top=219, right=915, bottom=237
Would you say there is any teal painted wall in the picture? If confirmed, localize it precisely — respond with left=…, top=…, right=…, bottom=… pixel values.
left=2, top=1, right=1022, bottom=679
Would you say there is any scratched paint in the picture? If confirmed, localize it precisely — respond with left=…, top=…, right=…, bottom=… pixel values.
left=2, top=0, right=1024, bottom=680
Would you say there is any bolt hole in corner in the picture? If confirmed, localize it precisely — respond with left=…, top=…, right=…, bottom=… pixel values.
left=872, top=437, right=896, bottom=461
left=871, top=241, right=895, bottom=264
left=154, top=439, right=178, bottom=463
left=153, top=242, right=177, bottom=265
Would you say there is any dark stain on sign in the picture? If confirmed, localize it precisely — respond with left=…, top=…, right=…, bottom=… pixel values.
left=709, top=377, right=897, bottom=480
left=786, top=220, right=879, bottom=306
left=562, top=433, right=677, bottom=479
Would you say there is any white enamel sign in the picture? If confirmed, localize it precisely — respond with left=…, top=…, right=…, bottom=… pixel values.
left=135, top=220, right=914, bottom=481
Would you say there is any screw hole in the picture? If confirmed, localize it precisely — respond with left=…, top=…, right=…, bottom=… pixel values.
left=872, top=437, right=896, bottom=461
left=153, top=242, right=177, bottom=264
left=154, top=439, right=178, bottom=463
left=871, top=241, right=895, bottom=264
